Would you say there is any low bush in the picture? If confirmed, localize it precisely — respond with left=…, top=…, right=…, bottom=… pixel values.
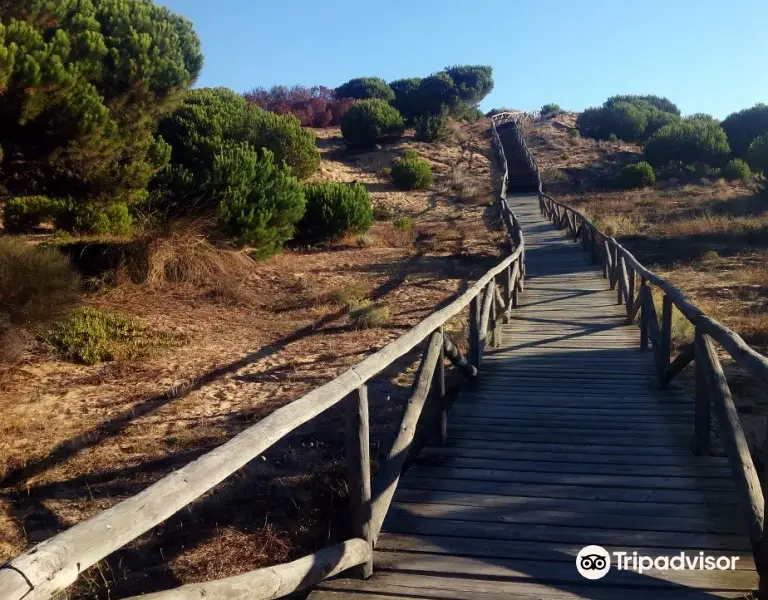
left=568, top=129, right=580, bottom=139
left=44, top=308, right=182, bottom=365
left=620, top=162, right=656, bottom=189
left=2, top=196, right=62, bottom=232
left=216, top=145, right=306, bottom=257
left=541, top=103, right=561, bottom=115
left=300, top=182, right=373, bottom=241
left=341, top=99, right=405, bottom=148
left=0, top=237, right=80, bottom=328
left=336, top=77, right=394, bottom=101
left=645, top=120, right=730, bottom=169
left=330, top=283, right=369, bottom=309
left=721, top=159, right=752, bottom=182
left=391, top=155, right=433, bottom=190
left=577, top=96, right=680, bottom=142
left=415, top=108, right=450, bottom=142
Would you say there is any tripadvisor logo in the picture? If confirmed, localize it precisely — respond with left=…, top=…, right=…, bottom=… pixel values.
left=576, top=546, right=741, bottom=580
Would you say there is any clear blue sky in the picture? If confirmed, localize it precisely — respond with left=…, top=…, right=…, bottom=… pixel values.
left=160, top=0, right=767, bottom=119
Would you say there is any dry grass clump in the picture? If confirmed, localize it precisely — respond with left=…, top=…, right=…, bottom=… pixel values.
left=0, top=237, right=81, bottom=364
left=349, top=300, right=390, bottom=329
left=594, top=214, right=641, bottom=237
left=144, top=224, right=255, bottom=288
left=330, top=282, right=370, bottom=309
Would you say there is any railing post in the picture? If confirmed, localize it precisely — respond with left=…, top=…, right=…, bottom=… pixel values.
left=503, top=265, right=512, bottom=323
left=640, top=279, right=649, bottom=350
left=346, top=386, right=372, bottom=579
left=659, top=295, right=673, bottom=387
left=616, top=255, right=624, bottom=305
left=469, top=295, right=480, bottom=369
left=590, top=229, right=599, bottom=264
left=693, top=330, right=711, bottom=456
left=609, top=244, right=618, bottom=290
left=627, top=265, right=636, bottom=316
left=436, top=327, right=447, bottom=445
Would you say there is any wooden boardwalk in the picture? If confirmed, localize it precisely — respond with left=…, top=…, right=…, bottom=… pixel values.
left=311, top=193, right=758, bottom=599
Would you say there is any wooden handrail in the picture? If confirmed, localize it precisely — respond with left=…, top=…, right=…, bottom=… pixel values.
left=0, top=117, right=527, bottom=600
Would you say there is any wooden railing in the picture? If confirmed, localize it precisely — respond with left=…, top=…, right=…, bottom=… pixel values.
left=537, top=189, right=768, bottom=594
left=0, top=118, right=528, bottom=600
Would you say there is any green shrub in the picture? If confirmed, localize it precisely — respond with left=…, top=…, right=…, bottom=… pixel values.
left=747, top=135, right=768, bottom=175
left=299, top=182, right=373, bottom=241
left=645, top=120, right=730, bottom=168
left=336, top=77, right=395, bottom=101
left=415, top=108, right=450, bottom=142
left=391, top=156, right=433, bottom=190
left=541, top=103, right=561, bottom=115
left=620, top=162, right=656, bottom=189
left=3, top=196, right=62, bottom=233
left=0, top=1, right=201, bottom=209
left=0, top=237, right=80, bottom=328
left=216, top=144, right=306, bottom=257
left=44, top=308, right=182, bottom=365
left=722, top=104, right=768, bottom=157
left=250, top=109, right=320, bottom=179
left=54, top=202, right=133, bottom=235
left=341, top=99, right=405, bottom=148
left=721, top=159, right=752, bottom=182
left=568, top=129, right=580, bottom=139
left=608, top=133, right=619, bottom=142
left=393, top=216, right=414, bottom=230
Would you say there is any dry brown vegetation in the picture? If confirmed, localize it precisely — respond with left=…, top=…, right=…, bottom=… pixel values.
left=0, top=120, right=504, bottom=597
left=528, top=111, right=768, bottom=452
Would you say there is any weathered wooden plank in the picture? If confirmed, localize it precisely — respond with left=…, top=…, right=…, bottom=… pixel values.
left=383, top=515, right=750, bottom=551
left=412, top=456, right=731, bottom=479
left=313, top=572, right=752, bottom=600
left=404, top=465, right=734, bottom=491
left=376, top=533, right=755, bottom=568
left=372, top=551, right=757, bottom=589
left=391, top=490, right=736, bottom=520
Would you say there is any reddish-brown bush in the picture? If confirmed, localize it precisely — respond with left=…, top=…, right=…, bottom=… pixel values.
left=245, top=85, right=352, bottom=127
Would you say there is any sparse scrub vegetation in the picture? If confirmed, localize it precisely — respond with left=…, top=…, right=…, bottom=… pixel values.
left=299, top=182, right=373, bottom=241
left=393, top=216, right=414, bottom=230
left=44, top=308, right=183, bottom=365
left=391, top=154, right=433, bottom=190
left=542, top=103, right=562, bottom=115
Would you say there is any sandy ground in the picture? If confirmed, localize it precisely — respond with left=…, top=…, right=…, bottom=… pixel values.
left=0, top=121, right=505, bottom=597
